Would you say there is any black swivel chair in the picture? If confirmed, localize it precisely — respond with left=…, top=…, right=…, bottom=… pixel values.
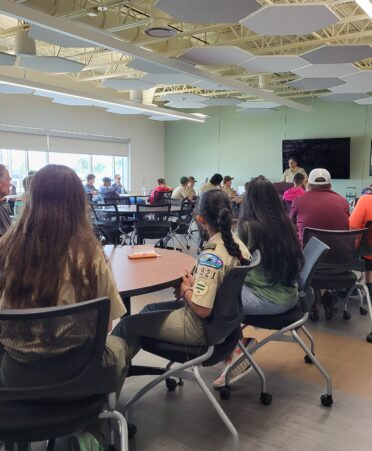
left=134, top=203, right=172, bottom=246
left=153, top=190, right=172, bottom=205
left=167, top=200, right=195, bottom=251
left=303, top=227, right=372, bottom=343
left=220, top=236, right=333, bottom=407
left=90, top=202, right=133, bottom=246
left=0, top=298, right=128, bottom=451
left=123, top=252, right=261, bottom=451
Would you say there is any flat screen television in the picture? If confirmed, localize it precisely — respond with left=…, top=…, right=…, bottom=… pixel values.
left=282, top=137, right=350, bottom=179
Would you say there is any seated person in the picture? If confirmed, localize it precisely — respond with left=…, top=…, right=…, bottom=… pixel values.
left=172, top=176, right=192, bottom=200
left=98, top=177, right=120, bottom=202
left=187, top=176, right=198, bottom=198
left=112, top=190, right=250, bottom=364
left=350, top=194, right=372, bottom=294
left=290, top=168, right=349, bottom=245
left=222, top=176, right=237, bottom=197
left=213, top=176, right=304, bottom=388
left=14, top=174, right=35, bottom=218
left=283, top=172, right=305, bottom=202
left=112, top=174, right=128, bottom=195
left=0, top=164, right=12, bottom=236
left=199, top=173, right=223, bottom=195
left=0, top=164, right=128, bottom=446
left=84, top=174, right=97, bottom=197
left=149, top=178, right=172, bottom=204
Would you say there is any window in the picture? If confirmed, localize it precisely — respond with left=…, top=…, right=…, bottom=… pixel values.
left=0, top=148, right=129, bottom=193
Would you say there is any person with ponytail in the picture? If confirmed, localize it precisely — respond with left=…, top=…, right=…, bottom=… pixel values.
left=213, top=175, right=304, bottom=388
left=111, top=190, right=250, bottom=359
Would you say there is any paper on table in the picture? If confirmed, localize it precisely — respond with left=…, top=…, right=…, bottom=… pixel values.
left=128, top=251, right=161, bottom=259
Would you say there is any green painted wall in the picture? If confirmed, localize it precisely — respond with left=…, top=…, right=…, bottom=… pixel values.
left=165, top=99, right=372, bottom=196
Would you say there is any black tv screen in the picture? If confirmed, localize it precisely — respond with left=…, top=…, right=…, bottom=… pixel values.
left=282, top=138, right=350, bottom=179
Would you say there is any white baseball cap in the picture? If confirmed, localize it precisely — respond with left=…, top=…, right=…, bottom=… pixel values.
left=308, top=168, right=331, bottom=185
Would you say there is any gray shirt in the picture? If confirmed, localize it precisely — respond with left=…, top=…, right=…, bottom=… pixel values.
left=0, top=202, right=12, bottom=236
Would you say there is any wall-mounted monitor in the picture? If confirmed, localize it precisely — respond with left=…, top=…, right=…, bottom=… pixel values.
left=282, top=137, right=350, bottom=179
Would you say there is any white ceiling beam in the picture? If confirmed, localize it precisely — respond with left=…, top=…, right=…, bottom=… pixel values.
left=0, top=0, right=311, bottom=112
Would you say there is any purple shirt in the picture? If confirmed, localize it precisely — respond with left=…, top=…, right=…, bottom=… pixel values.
left=290, top=187, right=350, bottom=244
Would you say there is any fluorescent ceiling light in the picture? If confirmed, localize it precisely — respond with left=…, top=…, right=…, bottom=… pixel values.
left=355, top=0, right=372, bottom=17
left=0, top=79, right=205, bottom=123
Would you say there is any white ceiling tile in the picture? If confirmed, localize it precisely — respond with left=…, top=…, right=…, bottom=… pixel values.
left=192, top=80, right=232, bottom=90
left=239, top=55, right=308, bottom=73
left=237, top=101, right=281, bottom=109
left=240, top=5, right=339, bottom=36
left=127, top=58, right=178, bottom=74
left=51, top=95, right=96, bottom=106
left=179, top=46, right=253, bottom=66
left=29, top=25, right=94, bottom=48
left=33, top=90, right=55, bottom=98
left=105, top=107, right=144, bottom=115
left=330, top=71, right=372, bottom=93
left=0, top=84, right=33, bottom=94
left=288, top=78, right=344, bottom=90
left=165, top=102, right=207, bottom=109
left=156, top=0, right=261, bottom=23
left=149, top=115, right=182, bottom=121
left=160, top=93, right=206, bottom=102
left=17, top=55, right=85, bottom=73
left=302, top=45, right=372, bottom=64
left=102, top=78, right=155, bottom=90
left=203, top=98, right=241, bottom=106
left=0, top=51, right=16, bottom=65
left=354, top=97, right=372, bottom=105
left=292, top=63, right=360, bottom=78
left=319, top=93, right=368, bottom=102
left=142, top=73, right=200, bottom=85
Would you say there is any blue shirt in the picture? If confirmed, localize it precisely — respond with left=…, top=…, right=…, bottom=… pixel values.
left=84, top=184, right=97, bottom=194
left=112, top=183, right=127, bottom=195
left=98, top=185, right=119, bottom=200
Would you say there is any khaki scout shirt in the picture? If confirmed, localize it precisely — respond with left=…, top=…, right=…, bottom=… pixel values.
left=280, top=167, right=307, bottom=183
left=199, top=182, right=218, bottom=195
left=172, top=185, right=189, bottom=199
left=191, top=232, right=250, bottom=309
left=222, top=185, right=237, bottom=197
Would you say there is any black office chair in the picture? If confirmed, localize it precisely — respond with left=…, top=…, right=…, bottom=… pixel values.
left=221, top=236, right=333, bottom=407
left=134, top=203, right=172, bottom=246
left=90, top=202, right=133, bottom=246
left=123, top=252, right=261, bottom=451
left=0, top=298, right=128, bottom=451
left=303, top=227, right=372, bottom=343
left=167, top=200, right=195, bottom=251
left=153, top=190, right=172, bottom=205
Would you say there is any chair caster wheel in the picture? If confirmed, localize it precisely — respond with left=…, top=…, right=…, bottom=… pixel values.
left=321, top=394, right=333, bottom=407
left=366, top=333, right=372, bottom=343
left=128, top=423, right=137, bottom=439
left=186, top=245, right=190, bottom=250
left=343, top=311, right=351, bottom=320
left=304, top=354, right=314, bottom=364
left=166, top=377, right=178, bottom=391
left=260, top=392, right=272, bottom=406
left=219, top=387, right=231, bottom=400
left=360, top=307, right=368, bottom=316
left=177, top=378, right=184, bottom=386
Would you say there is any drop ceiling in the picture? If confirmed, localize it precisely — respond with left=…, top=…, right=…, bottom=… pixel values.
left=0, top=0, right=370, bottom=119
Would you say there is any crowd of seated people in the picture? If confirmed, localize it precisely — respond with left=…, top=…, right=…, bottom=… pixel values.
left=2, top=161, right=372, bottom=448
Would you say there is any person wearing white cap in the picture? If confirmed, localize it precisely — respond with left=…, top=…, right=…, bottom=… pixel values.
left=290, top=168, right=349, bottom=245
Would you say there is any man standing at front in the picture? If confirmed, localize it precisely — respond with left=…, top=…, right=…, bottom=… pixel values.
left=0, top=164, right=12, bottom=236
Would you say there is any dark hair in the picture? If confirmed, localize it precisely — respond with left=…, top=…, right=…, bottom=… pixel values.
left=158, top=178, right=165, bottom=185
left=293, top=173, right=305, bottom=184
left=180, top=176, right=188, bottom=185
left=238, top=176, right=303, bottom=286
left=209, top=173, right=223, bottom=186
left=199, top=190, right=249, bottom=264
left=0, top=164, right=100, bottom=309
left=288, top=156, right=298, bottom=163
left=86, top=173, right=95, bottom=181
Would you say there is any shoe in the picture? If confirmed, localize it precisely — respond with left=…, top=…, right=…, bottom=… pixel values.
left=309, top=290, right=321, bottom=321
left=322, top=291, right=338, bottom=320
left=213, top=338, right=257, bottom=389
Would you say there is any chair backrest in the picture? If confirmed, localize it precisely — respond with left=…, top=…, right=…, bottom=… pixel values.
left=98, top=191, right=119, bottom=205
left=358, top=220, right=372, bottom=256
left=297, top=236, right=330, bottom=311
left=303, top=227, right=367, bottom=274
left=0, top=298, right=115, bottom=401
left=90, top=203, right=120, bottom=228
left=203, top=250, right=261, bottom=346
left=273, top=182, right=293, bottom=195
left=136, top=203, right=171, bottom=222
left=153, top=190, right=172, bottom=205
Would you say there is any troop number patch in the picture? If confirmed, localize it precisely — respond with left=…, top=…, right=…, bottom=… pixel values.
left=198, top=253, right=223, bottom=270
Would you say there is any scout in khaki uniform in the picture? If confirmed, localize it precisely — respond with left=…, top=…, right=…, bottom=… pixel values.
left=222, top=175, right=243, bottom=206
left=280, top=157, right=308, bottom=183
left=199, top=173, right=223, bottom=195
left=187, top=176, right=198, bottom=198
left=112, top=190, right=250, bottom=359
left=171, top=176, right=190, bottom=200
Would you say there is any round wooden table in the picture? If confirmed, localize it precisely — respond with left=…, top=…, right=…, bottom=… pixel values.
left=104, top=244, right=195, bottom=313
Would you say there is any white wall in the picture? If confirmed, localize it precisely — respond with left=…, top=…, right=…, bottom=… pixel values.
left=0, top=94, right=165, bottom=193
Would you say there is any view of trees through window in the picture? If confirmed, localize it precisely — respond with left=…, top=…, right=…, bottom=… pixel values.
left=0, top=149, right=129, bottom=193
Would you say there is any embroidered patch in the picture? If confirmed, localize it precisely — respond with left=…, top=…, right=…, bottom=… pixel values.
left=194, top=281, right=209, bottom=296
left=198, top=253, right=223, bottom=269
